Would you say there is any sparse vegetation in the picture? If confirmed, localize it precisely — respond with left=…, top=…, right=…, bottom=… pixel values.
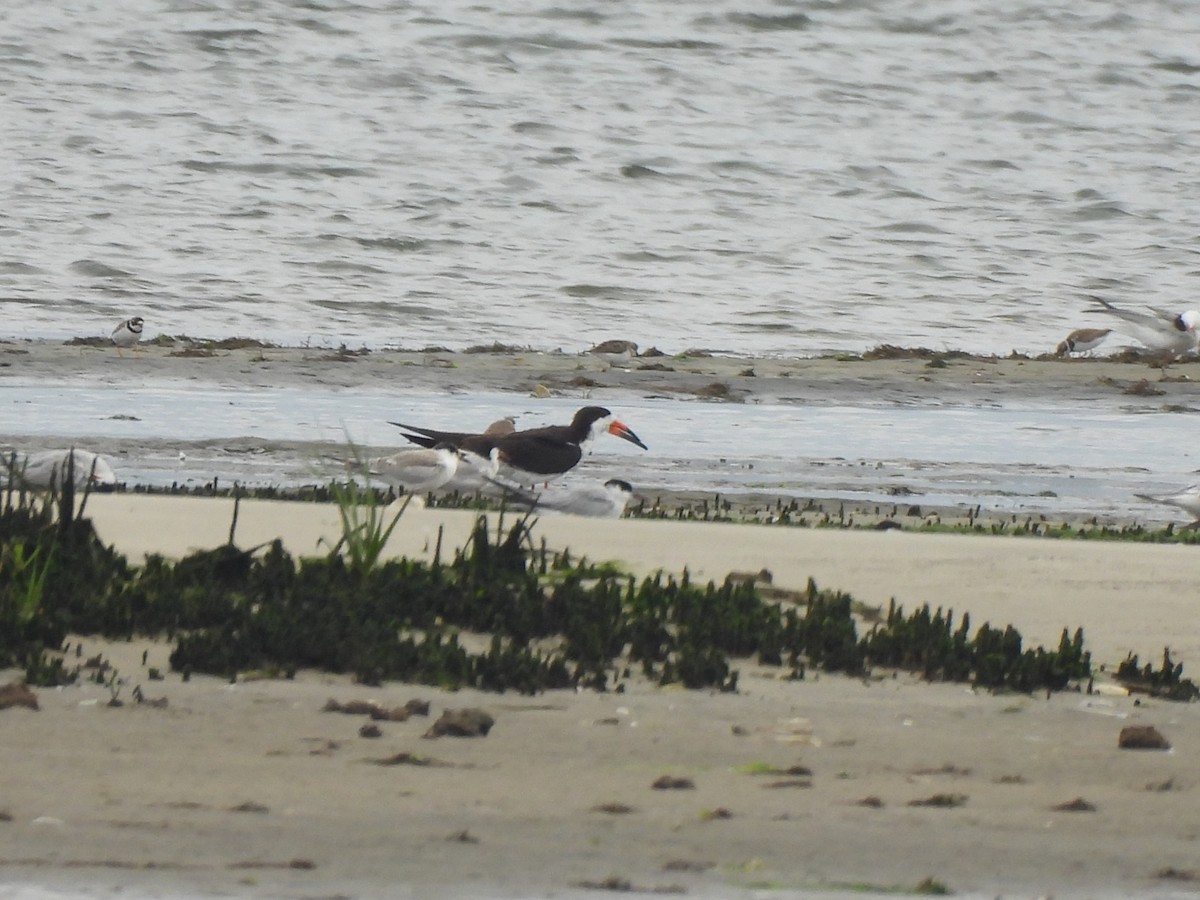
left=0, top=470, right=1193, bottom=700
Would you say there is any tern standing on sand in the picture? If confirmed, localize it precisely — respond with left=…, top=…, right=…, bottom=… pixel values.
left=1089, top=296, right=1199, bottom=357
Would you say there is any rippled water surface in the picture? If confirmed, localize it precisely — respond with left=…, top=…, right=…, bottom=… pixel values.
left=3, top=0, right=1200, bottom=355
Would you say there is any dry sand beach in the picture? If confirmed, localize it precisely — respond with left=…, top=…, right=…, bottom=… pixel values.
left=2, top=495, right=1200, bottom=900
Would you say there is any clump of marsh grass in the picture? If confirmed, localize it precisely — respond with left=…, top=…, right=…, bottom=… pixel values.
left=322, top=439, right=411, bottom=577
left=0, top=541, right=55, bottom=628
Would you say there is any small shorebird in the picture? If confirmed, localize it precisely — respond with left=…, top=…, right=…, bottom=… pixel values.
left=587, top=339, right=639, bottom=357
left=391, top=406, right=648, bottom=484
left=1055, top=327, right=1112, bottom=357
left=1089, top=296, right=1199, bottom=357
left=1135, top=485, right=1200, bottom=528
left=2, top=449, right=118, bottom=491
left=111, top=317, right=144, bottom=354
left=493, top=478, right=636, bottom=518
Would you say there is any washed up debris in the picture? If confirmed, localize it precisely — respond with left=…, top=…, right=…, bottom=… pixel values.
left=0, top=682, right=38, bottom=711
left=1051, top=797, right=1097, bottom=812
left=322, top=698, right=430, bottom=720
left=1118, top=725, right=1171, bottom=750
left=908, top=793, right=967, bottom=808
left=372, top=752, right=447, bottom=767
left=424, top=708, right=494, bottom=738
left=229, top=801, right=269, bottom=814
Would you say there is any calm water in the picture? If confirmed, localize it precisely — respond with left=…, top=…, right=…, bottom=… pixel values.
left=3, top=0, right=1200, bottom=355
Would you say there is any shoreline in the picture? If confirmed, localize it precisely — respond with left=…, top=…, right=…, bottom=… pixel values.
left=5, top=336, right=1200, bottom=407
left=6, top=337, right=1200, bottom=528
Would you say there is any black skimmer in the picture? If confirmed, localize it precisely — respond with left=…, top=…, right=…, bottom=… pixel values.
left=1055, top=327, right=1112, bottom=357
left=2, top=449, right=118, bottom=490
left=493, top=478, right=636, bottom=518
left=111, top=317, right=144, bottom=354
left=1135, top=485, right=1200, bottom=529
left=390, top=405, right=648, bottom=482
left=1089, top=296, right=1199, bottom=357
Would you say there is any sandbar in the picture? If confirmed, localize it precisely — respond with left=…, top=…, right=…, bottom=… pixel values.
left=2, top=494, right=1199, bottom=899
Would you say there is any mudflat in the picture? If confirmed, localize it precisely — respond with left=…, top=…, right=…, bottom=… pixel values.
left=4, top=338, right=1199, bottom=409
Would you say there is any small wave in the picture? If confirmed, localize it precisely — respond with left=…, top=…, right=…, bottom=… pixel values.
left=69, top=260, right=135, bottom=279
left=734, top=321, right=803, bottom=335
left=616, top=251, right=687, bottom=263
left=956, top=69, right=1001, bottom=83
left=539, top=7, right=606, bottom=24
left=445, top=32, right=601, bottom=52
left=520, top=199, right=567, bottom=211
left=561, top=284, right=652, bottom=302
left=180, top=160, right=370, bottom=178
left=0, top=262, right=45, bottom=275
left=609, top=38, right=723, bottom=51
left=512, top=120, right=557, bottom=134
left=1150, top=59, right=1200, bottom=75
left=1005, top=110, right=1061, bottom=125
left=296, top=260, right=389, bottom=275
left=620, top=163, right=672, bottom=179
left=874, top=222, right=948, bottom=235
left=317, top=298, right=441, bottom=317
left=878, top=15, right=965, bottom=36
left=180, top=28, right=265, bottom=40
left=313, top=234, right=432, bottom=253
left=295, top=18, right=354, bottom=36
left=724, top=12, right=811, bottom=31
left=1072, top=202, right=1131, bottom=221
left=710, top=159, right=782, bottom=179
left=964, top=158, right=1020, bottom=171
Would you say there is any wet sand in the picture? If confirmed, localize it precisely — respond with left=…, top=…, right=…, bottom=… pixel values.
left=4, top=337, right=1200, bottom=408
left=6, top=338, right=1200, bottom=527
left=2, top=495, right=1199, bottom=899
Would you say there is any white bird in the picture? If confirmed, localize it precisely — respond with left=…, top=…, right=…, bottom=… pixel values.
left=445, top=446, right=503, bottom=491
left=111, top=317, right=144, bottom=354
left=1055, top=327, right=1112, bottom=357
left=492, top=478, right=636, bottom=518
left=1, top=449, right=118, bottom=491
left=1135, top=485, right=1200, bottom=528
left=358, top=443, right=464, bottom=495
left=1089, top=296, right=1199, bottom=357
